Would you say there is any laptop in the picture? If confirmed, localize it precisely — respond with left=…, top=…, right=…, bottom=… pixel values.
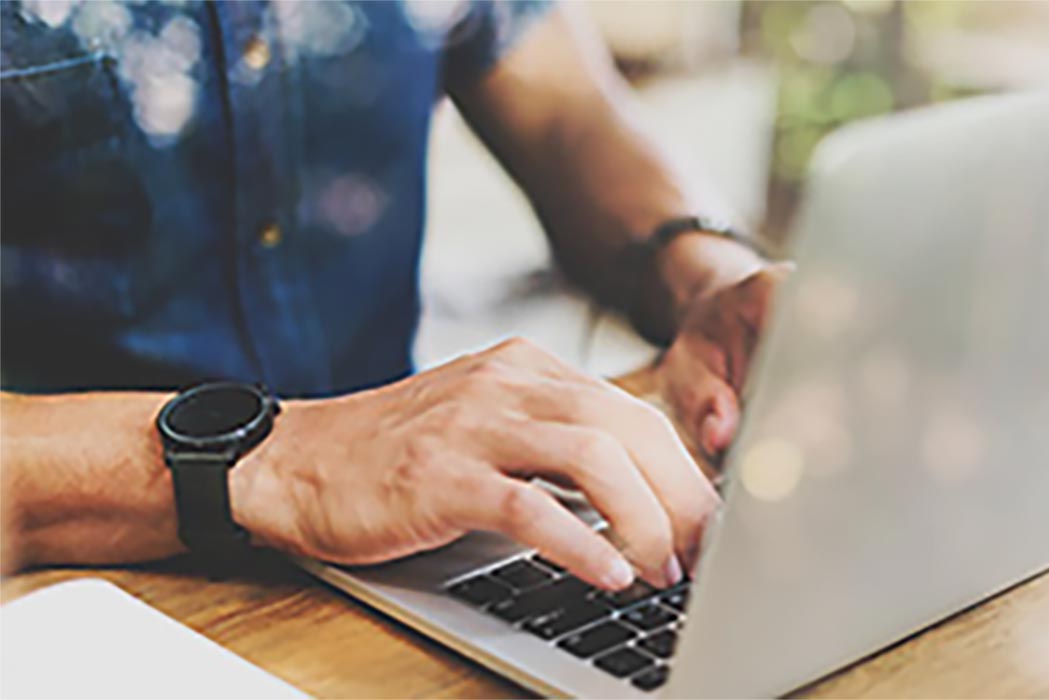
left=297, top=91, right=1049, bottom=698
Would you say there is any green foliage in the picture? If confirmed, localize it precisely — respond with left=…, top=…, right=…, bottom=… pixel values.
left=751, top=0, right=977, bottom=183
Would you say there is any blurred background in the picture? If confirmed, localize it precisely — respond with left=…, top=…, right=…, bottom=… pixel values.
left=416, top=0, right=1049, bottom=375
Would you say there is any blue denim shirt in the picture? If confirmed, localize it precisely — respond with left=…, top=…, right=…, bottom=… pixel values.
left=1, top=0, right=549, bottom=396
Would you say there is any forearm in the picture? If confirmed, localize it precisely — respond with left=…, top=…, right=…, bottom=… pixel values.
left=453, top=7, right=763, bottom=341
left=524, top=98, right=765, bottom=337
left=1, top=390, right=181, bottom=572
left=523, top=94, right=693, bottom=306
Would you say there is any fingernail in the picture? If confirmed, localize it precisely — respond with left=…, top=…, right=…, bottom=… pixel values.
left=602, top=556, right=635, bottom=590
left=663, top=555, right=683, bottom=587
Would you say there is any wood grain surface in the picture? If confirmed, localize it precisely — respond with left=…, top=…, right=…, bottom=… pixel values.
left=4, top=367, right=1048, bottom=699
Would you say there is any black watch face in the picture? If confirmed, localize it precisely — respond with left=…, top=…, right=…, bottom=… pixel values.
left=163, top=383, right=265, bottom=441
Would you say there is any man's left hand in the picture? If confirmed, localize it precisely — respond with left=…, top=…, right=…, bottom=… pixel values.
left=654, top=262, right=794, bottom=463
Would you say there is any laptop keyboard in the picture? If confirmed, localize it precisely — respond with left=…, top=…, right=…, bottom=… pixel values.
left=447, top=553, right=688, bottom=692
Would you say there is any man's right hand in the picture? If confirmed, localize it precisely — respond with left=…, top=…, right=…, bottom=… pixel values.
left=230, top=338, right=719, bottom=591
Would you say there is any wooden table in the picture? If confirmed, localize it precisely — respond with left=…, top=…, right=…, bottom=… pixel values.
left=4, top=369, right=1049, bottom=699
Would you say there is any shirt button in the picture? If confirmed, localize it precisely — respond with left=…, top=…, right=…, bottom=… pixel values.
left=243, top=36, right=271, bottom=71
left=259, top=223, right=282, bottom=248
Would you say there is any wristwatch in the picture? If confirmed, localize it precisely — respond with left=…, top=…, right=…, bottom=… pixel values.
left=625, top=215, right=773, bottom=346
left=156, top=381, right=281, bottom=554
left=644, top=215, right=773, bottom=261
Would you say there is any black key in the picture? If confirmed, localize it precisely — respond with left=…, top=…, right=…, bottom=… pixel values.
left=489, top=593, right=549, bottom=624
left=522, top=601, right=609, bottom=640
left=638, top=629, right=678, bottom=659
left=531, top=553, right=565, bottom=573
left=622, top=603, right=677, bottom=632
left=490, top=576, right=594, bottom=623
left=594, top=646, right=654, bottom=678
left=448, top=575, right=513, bottom=607
left=631, top=665, right=669, bottom=692
left=661, top=584, right=690, bottom=612
left=491, top=559, right=554, bottom=590
left=558, top=621, right=636, bottom=658
left=593, top=579, right=656, bottom=609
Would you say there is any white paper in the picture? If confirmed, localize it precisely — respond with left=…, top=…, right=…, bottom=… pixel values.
left=1, top=578, right=307, bottom=699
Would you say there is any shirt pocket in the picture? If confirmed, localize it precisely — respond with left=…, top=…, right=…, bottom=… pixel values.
left=2, top=47, right=154, bottom=326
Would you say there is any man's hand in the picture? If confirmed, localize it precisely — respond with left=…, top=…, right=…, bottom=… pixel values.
left=230, top=338, right=718, bottom=591
left=656, top=263, right=793, bottom=461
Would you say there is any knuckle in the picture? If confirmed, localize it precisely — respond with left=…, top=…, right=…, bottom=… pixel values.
left=493, top=336, right=538, bottom=359
left=387, top=447, right=433, bottom=496
left=649, top=515, right=676, bottom=552
left=557, top=389, right=589, bottom=421
left=670, top=499, right=708, bottom=535
left=632, top=516, right=674, bottom=561
left=427, top=400, right=474, bottom=432
left=666, top=473, right=720, bottom=533
left=461, top=360, right=507, bottom=393
left=498, top=483, right=547, bottom=532
left=569, top=431, right=620, bottom=474
left=632, top=397, right=675, bottom=434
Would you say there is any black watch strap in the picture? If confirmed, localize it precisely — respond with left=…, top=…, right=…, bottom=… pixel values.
left=646, top=215, right=773, bottom=261
left=167, top=451, right=248, bottom=553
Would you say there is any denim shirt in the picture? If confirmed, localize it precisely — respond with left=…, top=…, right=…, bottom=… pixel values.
left=1, top=0, right=549, bottom=396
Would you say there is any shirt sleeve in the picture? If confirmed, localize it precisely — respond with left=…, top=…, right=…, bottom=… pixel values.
left=442, top=0, right=553, bottom=89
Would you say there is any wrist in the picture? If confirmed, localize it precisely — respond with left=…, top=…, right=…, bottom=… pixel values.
left=4, top=392, right=182, bottom=569
left=227, top=399, right=309, bottom=553
left=656, top=231, right=767, bottom=321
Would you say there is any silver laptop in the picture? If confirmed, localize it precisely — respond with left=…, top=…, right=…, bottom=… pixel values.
left=298, top=92, right=1049, bottom=698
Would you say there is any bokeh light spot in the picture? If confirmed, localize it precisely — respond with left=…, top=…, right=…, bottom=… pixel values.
left=70, top=0, right=131, bottom=50
left=795, top=271, right=860, bottom=338
left=115, top=16, right=202, bottom=145
left=272, top=1, right=366, bottom=61
left=791, top=3, right=856, bottom=66
left=242, top=36, right=272, bottom=71
left=762, top=378, right=852, bottom=479
left=319, top=174, right=387, bottom=237
left=403, top=0, right=470, bottom=37
left=20, top=0, right=79, bottom=27
left=157, top=14, right=202, bottom=72
left=829, top=72, right=894, bottom=121
left=842, top=0, right=894, bottom=15
left=132, top=72, right=197, bottom=142
left=740, top=438, right=805, bottom=502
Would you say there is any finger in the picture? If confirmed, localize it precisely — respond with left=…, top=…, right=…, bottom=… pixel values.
left=480, top=419, right=678, bottom=588
left=463, top=477, right=635, bottom=591
left=685, top=293, right=753, bottom=392
left=480, top=352, right=718, bottom=576
left=698, top=376, right=741, bottom=455
left=663, top=345, right=741, bottom=455
left=523, top=382, right=720, bottom=578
